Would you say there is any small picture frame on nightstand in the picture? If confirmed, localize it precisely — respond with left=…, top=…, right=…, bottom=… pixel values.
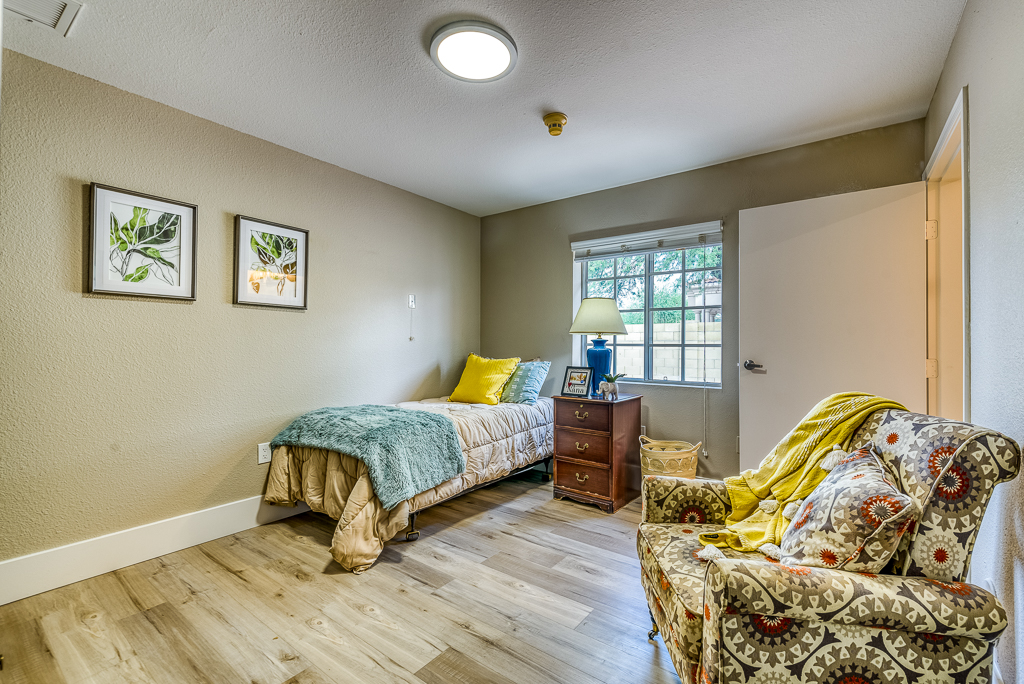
left=560, top=366, right=593, bottom=396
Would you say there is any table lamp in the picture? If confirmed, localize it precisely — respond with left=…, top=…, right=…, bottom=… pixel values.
left=569, top=297, right=628, bottom=396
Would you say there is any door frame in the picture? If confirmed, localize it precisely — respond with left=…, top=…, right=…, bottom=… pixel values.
left=924, top=87, right=970, bottom=420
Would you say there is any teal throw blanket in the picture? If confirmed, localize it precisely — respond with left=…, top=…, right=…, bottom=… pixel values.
left=271, top=405, right=465, bottom=510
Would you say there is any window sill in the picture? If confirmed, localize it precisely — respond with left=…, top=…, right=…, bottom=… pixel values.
left=617, top=380, right=722, bottom=390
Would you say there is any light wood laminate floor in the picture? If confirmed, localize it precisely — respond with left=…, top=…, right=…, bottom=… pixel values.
left=0, top=472, right=681, bottom=684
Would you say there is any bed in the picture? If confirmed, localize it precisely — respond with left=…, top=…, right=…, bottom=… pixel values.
left=263, top=396, right=554, bottom=572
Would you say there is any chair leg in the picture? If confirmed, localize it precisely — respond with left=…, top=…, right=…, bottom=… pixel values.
left=648, top=609, right=660, bottom=641
left=405, top=512, right=420, bottom=541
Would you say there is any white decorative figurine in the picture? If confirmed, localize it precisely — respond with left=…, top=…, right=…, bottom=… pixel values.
left=599, top=373, right=626, bottom=401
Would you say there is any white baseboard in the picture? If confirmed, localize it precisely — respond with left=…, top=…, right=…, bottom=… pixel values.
left=0, top=495, right=310, bottom=606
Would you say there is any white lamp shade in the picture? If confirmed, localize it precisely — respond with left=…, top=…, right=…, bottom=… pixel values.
left=569, top=297, right=627, bottom=335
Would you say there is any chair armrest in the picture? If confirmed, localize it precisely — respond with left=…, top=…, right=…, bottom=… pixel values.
left=703, top=558, right=1007, bottom=641
left=641, top=475, right=732, bottom=525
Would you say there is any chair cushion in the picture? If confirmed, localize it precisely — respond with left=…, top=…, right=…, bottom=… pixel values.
left=637, top=522, right=769, bottom=674
left=780, top=444, right=920, bottom=573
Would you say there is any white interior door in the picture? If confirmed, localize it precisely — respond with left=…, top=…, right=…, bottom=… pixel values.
left=738, top=182, right=927, bottom=471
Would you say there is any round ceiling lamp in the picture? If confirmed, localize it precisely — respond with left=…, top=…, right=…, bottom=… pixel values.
left=430, top=20, right=517, bottom=82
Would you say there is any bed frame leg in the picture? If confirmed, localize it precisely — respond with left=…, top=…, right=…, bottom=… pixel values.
left=405, top=512, right=420, bottom=541
left=541, top=456, right=552, bottom=482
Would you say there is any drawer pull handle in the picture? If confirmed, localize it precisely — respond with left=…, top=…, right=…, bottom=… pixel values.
left=575, top=442, right=589, bottom=452
left=575, top=411, right=589, bottom=421
left=575, top=472, right=589, bottom=483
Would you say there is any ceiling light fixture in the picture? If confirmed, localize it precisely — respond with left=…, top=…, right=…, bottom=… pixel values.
left=429, top=20, right=517, bottom=82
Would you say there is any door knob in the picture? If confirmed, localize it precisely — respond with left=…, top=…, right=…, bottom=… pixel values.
left=743, top=360, right=764, bottom=371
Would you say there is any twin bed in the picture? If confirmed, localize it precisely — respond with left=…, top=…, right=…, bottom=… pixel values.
left=263, top=396, right=555, bottom=572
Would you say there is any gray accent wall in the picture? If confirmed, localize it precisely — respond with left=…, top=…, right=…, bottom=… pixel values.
left=481, top=121, right=925, bottom=479
left=926, top=0, right=1024, bottom=679
left=0, top=51, right=481, bottom=562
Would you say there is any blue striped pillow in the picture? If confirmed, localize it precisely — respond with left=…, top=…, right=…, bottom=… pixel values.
left=500, top=361, right=551, bottom=405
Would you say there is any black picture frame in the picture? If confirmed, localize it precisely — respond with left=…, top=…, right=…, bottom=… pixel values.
left=88, top=183, right=198, bottom=300
left=233, top=215, right=309, bottom=310
left=560, top=366, right=593, bottom=396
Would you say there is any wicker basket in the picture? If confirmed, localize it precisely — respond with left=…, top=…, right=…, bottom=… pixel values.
left=639, top=435, right=701, bottom=478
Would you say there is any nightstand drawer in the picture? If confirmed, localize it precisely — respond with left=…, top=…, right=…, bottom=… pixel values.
left=554, top=428, right=610, bottom=465
left=555, top=461, right=611, bottom=499
left=555, top=401, right=610, bottom=432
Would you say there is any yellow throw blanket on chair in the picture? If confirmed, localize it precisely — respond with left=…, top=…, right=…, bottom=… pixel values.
left=699, top=392, right=906, bottom=554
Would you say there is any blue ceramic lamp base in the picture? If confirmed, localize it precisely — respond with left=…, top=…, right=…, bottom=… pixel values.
left=586, top=338, right=612, bottom=397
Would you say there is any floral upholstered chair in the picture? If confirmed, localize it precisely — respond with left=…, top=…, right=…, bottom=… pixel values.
left=637, top=409, right=1020, bottom=684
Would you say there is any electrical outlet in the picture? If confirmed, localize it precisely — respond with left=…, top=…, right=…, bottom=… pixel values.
left=257, top=442, right=272, bottom=464
left=640, top=425, right=646, bottom=436
left=408, top=294, right=416, bottom=309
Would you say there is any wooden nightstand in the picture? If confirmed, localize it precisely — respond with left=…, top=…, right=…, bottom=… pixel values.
left=552, top=393, right=642, bottom=513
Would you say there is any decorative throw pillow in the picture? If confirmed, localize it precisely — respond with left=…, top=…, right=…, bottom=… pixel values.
left=449, top=353, right=520, bottom=405
left=780, top=444, right=920, bottom=573
left=500, top=361, right=551, bottom=404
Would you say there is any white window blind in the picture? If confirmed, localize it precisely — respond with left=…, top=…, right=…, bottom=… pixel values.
left=571, top=220, right=722, bottom=262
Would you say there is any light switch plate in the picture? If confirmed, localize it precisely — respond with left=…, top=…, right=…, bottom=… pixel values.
left=257, top=442, right=272, bottom=464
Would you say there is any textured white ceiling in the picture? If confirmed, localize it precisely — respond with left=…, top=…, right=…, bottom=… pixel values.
left=3, top=0, right=965, bottom=216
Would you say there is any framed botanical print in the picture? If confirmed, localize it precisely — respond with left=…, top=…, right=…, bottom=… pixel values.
left=561, top=366, right=593, bottom=396
left=233, top=215, right=308, bottom=309
left=89, top=183, right=197, bottom=300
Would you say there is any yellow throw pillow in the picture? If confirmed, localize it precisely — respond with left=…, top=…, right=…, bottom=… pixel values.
left=449, top=353, right=520, bottom=405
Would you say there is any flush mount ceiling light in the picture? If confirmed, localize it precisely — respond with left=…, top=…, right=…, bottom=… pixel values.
left=429, top=20, right=517, bottom=82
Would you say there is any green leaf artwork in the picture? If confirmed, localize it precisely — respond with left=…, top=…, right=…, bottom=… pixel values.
left=125, top=265, right=150, bottom=282
left=248, top=231, right=297, bottom=297
left=108, top=202, right=181, bottom=286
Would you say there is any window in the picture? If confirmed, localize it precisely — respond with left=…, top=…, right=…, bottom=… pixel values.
left=581, top=244, right=722, bottom=386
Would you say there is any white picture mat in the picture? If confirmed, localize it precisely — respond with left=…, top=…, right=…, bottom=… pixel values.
left=92, top=186, right=194, bottom=298
left=235, top=217, right=307, bottom=307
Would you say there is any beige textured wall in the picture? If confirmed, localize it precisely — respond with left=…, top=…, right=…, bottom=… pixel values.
left=481, top=121, right=924, bottom=479
left=0, top=51, right=480, bottom=562
left=925, top=1, right=1024, bottom=679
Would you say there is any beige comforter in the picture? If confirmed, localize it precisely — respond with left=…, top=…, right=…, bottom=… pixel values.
left=264, top=397, right=554, bottom=572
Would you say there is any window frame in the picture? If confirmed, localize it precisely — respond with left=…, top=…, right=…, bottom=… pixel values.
left=580, top=246, right=723, bottom=388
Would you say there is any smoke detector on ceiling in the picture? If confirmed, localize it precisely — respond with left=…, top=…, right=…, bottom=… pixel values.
left=543, top=112, right=568, bottom=136
left=3, top=0, right=82, bottom=36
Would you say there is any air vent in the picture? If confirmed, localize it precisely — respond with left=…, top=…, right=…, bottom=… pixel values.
left=3, top=0, right=82, bottom=36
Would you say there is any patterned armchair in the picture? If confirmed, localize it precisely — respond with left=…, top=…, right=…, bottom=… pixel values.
left=637, top=409, right=1020, bottom=684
